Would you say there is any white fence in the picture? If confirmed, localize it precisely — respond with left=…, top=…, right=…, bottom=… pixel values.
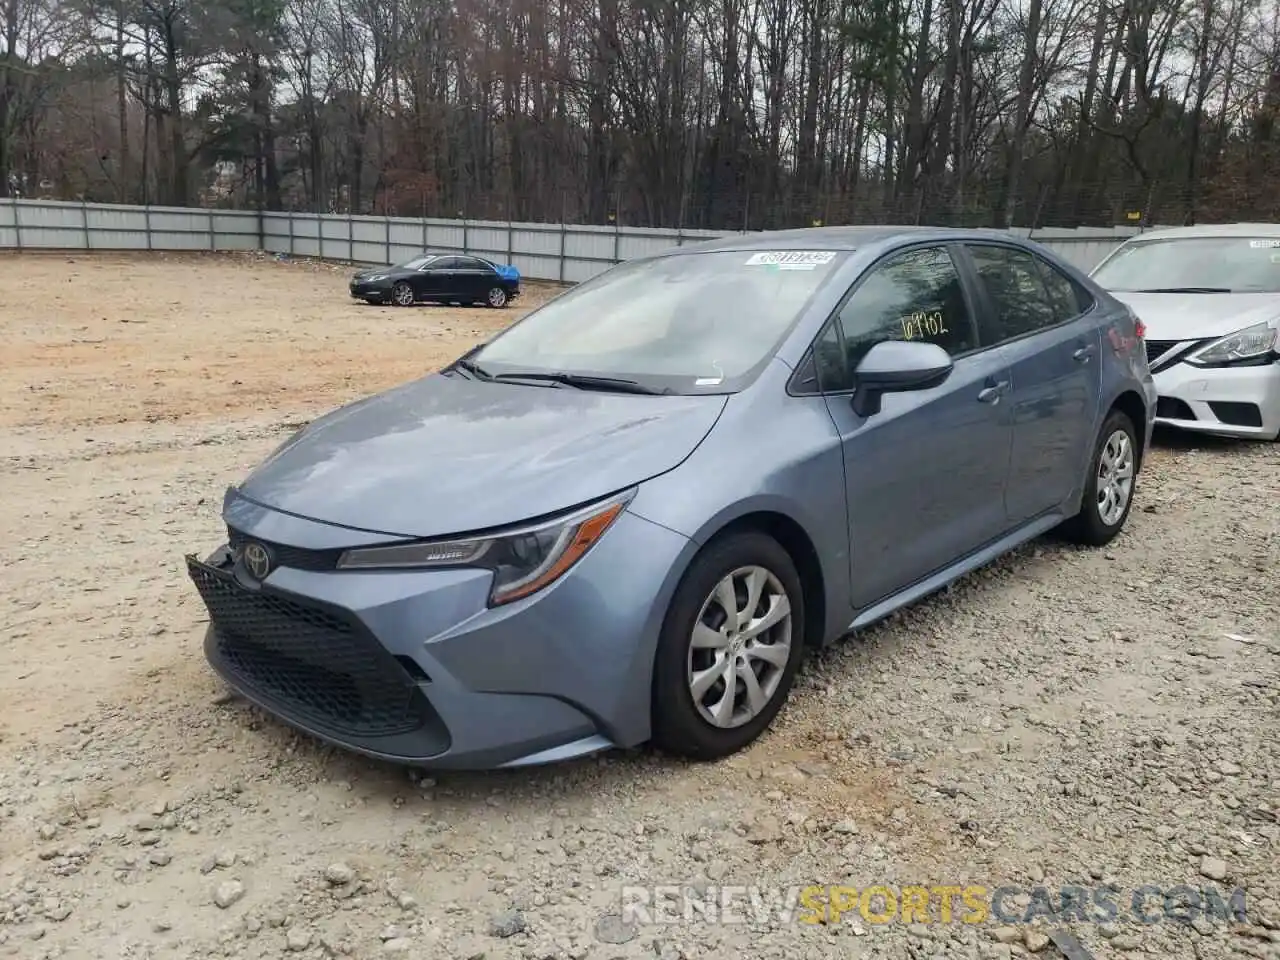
left=0, top=198, right=1143, bottom=280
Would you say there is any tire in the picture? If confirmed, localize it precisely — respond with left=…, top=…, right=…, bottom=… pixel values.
left=1059, top=409, right=1139, bottom=546
left=486, top=286, right=509, bottom=308
left=651, top=531, right=806, bottom=761
left=391, top=282, right=415, bottom=307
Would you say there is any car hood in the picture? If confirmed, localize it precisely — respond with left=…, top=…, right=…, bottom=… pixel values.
left=236, top=374, right=728, bottom=538
left=1110, top=291, right=1280, bottom=341
left=351, top=266, right=408, bottom=281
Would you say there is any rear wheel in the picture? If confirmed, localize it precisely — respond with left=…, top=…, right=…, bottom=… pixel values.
left=391, top=282, right=415, bottom=307
left=1059, top=410, right=1138, bottom=546
left=651, top=531, right=805, bottom=761
left=486, top=286, right=509, bottom=308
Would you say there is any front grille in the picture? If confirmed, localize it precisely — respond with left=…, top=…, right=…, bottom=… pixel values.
left=188, top=558, right=431, bottom=737
left=1145, top=340, right=1178, bottom=366
left=1208, top=401, right=1264, bottom=428
left=1156, top=397, right=1197, bottom=420
left=227, top=527, right=340, bottom=572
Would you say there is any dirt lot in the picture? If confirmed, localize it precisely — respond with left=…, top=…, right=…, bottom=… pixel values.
left=0, top=252, right=1277, bottom=960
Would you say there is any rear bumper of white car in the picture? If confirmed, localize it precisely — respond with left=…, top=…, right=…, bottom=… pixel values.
left=1151, top=357, right=1280, bottom=440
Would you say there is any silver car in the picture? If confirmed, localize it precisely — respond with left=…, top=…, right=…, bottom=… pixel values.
left=186, top=227, right=1156, bottom=770
left=1090, top=223, right=1280, bottom=441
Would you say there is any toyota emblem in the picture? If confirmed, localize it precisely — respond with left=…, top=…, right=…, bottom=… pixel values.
left=241, top=541, right=273, bottom=580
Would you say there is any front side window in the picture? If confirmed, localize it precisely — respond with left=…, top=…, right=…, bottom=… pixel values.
left=967, top=244, right=1060, bottom=343
left=1090, top=236, right=1280, bottom=294
left=472, top=249, right=847, bottom=393
left=821, top=246, right=977, bottom=390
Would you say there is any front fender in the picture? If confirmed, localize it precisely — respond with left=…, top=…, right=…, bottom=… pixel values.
left=627, top=377, right=852, bottom=646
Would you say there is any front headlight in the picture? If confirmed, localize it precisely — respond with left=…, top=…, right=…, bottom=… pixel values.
left=335, top=490, right=634, bottom=606
left=363, top=274, right=389, bottom=282
left=1186, top=320, right=1278, bottom=367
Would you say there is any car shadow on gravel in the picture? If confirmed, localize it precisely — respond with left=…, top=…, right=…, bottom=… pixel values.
left=1150, top=424, right=1274, bottom=452
left=218, top=690, right=680, bottom=797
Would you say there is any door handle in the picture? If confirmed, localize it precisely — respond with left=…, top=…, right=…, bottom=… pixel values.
left=1073, top=344, right=1096, bottom=362
left=977, top=380, right=1010, bottom=404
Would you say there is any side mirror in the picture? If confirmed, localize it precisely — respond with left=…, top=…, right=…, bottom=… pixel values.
left=851, top=340, right=954, bottom=418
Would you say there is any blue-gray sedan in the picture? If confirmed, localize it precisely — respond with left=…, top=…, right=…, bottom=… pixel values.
left=186, top=226, right=1157, bottom=770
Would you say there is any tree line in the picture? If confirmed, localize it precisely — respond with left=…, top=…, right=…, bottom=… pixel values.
left=3, top=0, right=1280, bottom=230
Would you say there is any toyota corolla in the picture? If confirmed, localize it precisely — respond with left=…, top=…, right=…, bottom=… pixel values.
left=186, top=226, right=1156, bottom=770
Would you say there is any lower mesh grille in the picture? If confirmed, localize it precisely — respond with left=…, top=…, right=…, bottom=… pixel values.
left=187, top=558, right=430, bottom=737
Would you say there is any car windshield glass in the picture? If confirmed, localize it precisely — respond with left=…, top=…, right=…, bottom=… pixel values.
left=1092, top=237, right=1280, bottom=293
left=397, top=256, right=434, bottom=270
left=471, top=250, right=846, bottom=392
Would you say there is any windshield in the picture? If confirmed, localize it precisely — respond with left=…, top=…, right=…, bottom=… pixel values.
left=1092, top=237, right=1280, bottom=293
left=470, top=250, right=846, bottom=392
left=397, top=256, right=435, bottom=271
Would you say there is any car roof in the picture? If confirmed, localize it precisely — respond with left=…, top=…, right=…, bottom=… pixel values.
left=1126, top=223, right=1280, bottom=242
left=665, top=224, right=1028, bottom=254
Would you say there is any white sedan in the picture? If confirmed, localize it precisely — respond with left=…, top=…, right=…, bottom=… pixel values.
left=1090, top=223, right=1280, bottom=441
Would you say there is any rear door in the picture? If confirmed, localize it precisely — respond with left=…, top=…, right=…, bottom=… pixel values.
left=958, top=242, right=1102, bottom=524
left=815, top=243, right=1016, bottom=608
left=454, top=257, right=498, bottom=300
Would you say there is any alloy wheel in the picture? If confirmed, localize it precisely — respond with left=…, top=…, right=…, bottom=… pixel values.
left=487, top=287, right=507, bottom=307
left=686, top=565, right=792, bottom=729
left=1096, top=428, right=1134, bottom=526
left=393, top=283, right=414, bottom=306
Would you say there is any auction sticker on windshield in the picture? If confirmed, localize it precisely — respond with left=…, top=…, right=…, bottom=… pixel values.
left=1248, top=240, right=1280, bottom=248
left=745, top=251, right=837, bottom=270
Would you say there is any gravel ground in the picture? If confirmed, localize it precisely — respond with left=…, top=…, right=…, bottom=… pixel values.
left=1, top=252, right=1277, bottom=960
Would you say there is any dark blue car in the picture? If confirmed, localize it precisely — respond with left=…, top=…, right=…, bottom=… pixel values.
left=349, top=253, right=521, bottom=308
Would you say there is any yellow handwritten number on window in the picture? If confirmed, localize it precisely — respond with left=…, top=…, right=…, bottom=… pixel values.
left=900, top=311, right=948, bottom=341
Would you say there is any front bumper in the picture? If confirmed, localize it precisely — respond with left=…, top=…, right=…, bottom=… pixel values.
left=349, top=281, right=391, bottom=301
left=186, top=504, right=694, bottom=769
left=1151, top=358, right=1280, bottom=440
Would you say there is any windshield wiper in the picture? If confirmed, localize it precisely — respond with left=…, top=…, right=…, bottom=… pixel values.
left=1131, top=286, right=1233, bottom=294
left=452, top=358, right=494, bottom=380
left=490, top=371, right=669, bottom=395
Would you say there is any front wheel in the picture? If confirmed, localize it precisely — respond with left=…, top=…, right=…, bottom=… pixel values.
left=1059, top=410, right=1139, bottom=546
left=651, top=531, right=805, bottom=761
left=486, top=286, right=509, bottom=308
left=391, top=282, right=415, bottom=307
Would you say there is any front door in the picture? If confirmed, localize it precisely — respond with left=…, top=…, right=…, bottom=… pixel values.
left=425, top=257, right=461, bottom=299
left=961, top=243, right=1102, bottom=523
left=411, top=258, right=450, bottom=299
left=817, top=244, right=1015, bottom=609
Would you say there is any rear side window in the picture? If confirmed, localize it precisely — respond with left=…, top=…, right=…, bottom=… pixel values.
left=1034, top=256, right=1085, bottom=321
left=966, top=245, right=1060, bottom=343
left=832, top=246, right=978, bottom=377
left=1071, top=279, right=1096, bottom=314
